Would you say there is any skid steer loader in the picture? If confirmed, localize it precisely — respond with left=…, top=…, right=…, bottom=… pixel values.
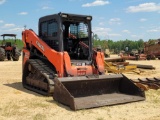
left=22, top=12, right=145, bottom=110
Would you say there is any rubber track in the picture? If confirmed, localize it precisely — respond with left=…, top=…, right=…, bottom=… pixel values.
left=24, top=59, right=55, bottom=96
left=131, top=77, right=160, bottom=91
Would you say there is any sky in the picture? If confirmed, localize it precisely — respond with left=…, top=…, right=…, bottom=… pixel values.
left=0, top=0, right=160, bottom=41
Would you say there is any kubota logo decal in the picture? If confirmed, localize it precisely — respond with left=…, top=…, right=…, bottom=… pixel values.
left=36, top=41, right=44, bottom=51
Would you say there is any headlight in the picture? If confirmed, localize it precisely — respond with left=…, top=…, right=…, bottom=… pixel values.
left=61, top=14, right=68, bottom=18
left=86, top=16, right=92, bottom=20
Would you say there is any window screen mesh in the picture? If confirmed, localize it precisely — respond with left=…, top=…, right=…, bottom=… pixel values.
left=41, top=19, right=58, bottom=37
left=48, top=20, right=58, bottom=37
left=41, top=22, right=47, bottom=36
left=69, top=22, right=88, bottom=38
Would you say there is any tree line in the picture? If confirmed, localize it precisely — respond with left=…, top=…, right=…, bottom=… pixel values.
left=0, top=35, right=157, bottom=54
left=93, top=34, right=151, bottom=53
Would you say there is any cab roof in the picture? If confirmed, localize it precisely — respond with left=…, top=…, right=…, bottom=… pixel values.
left=1, top=34, right=16, bottom=37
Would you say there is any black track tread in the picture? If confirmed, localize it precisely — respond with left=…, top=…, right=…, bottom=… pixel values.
left=23, top=59, right=56, bottom=96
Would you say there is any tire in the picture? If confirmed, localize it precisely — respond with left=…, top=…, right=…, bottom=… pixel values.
left=7, top=54, right=11, bottom=60
left=0, top=47, right=5, bottom=61
left=147, top=55, right=151, bottom=60
left=135, top=55, right=140, bottom=61
left=12, top=47, right=21, bottom=61
left=105, top=54, right=110, bottom=58
left=151, top=56, right=156, bottom=60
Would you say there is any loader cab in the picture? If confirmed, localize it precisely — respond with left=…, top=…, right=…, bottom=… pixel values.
left=39, top=13, right=93, bottom=61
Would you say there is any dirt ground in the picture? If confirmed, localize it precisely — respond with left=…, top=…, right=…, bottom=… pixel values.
left=0, top=55, right=160, bottom=120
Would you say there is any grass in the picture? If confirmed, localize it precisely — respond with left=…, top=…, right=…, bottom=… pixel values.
left=27, top=101, right=50, bottom=108
left=0, top=98, right=50, bottom=119
left=1, top=101, right=24, bottom=117
left=96, top=117, right=105, bottom=120
left=18, top=97, right=51, bottom=109
left=33, top=113, right=47, bottom=120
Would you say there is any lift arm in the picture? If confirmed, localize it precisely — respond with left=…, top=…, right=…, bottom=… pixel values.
left=22, top=29, right=65, bottom=77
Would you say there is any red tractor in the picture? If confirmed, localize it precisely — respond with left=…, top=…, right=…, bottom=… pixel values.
left=0, top=34, right=21, bottom=61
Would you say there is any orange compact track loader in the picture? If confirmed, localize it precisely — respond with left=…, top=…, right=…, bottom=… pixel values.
left=22, top=13, right=145, bottom=110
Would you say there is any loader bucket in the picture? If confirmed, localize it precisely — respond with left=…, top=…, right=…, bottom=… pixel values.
left=53, top=74, right=145, bottom=110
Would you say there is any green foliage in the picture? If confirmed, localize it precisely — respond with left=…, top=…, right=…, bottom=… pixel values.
left=0, top=39, right=23, bottom=50
left=78, top=31, right=88, bottom=38
left=94, top=39, right=108, bottom=50
left=148, top=39, right=156, bottom=45
left=93, top=34, right=144, bottom=53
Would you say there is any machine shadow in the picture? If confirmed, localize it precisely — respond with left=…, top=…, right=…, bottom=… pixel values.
left=4, top=82, right=73, bottom=110
left=4, top=82, right=42, bottom=97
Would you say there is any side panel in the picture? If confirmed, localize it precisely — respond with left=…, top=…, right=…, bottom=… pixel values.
left=22, top=48, right=30, bottom=68
left=95, top=52, right=105, bottom=73
left=63, top=52, right=94, bottom=76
